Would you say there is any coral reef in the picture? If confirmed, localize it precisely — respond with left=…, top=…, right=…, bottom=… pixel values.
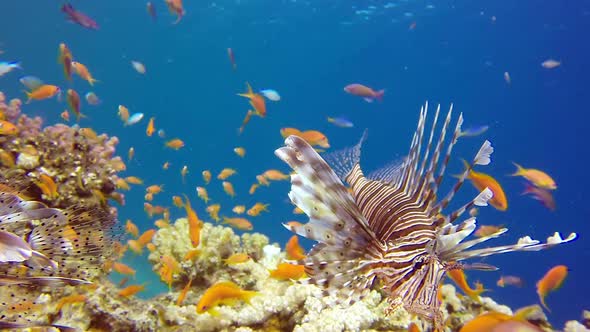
left=38, top=218, right=583, bottom=332
left=0, top=92, right=125, bottom=211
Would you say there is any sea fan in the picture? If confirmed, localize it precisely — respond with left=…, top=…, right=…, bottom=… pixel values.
left=275, top=102, right=576, bottom=328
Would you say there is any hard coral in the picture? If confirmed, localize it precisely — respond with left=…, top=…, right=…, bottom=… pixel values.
left=0, top=91, right=125, bottom=211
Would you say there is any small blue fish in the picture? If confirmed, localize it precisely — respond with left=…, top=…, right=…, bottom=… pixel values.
left=260, top=89, right=280, bottom=101
left=19, top=76, right=44, bottom=90
left=327, top=116, right=354, bottom=128
left=459, top=125, right=489, bottom=137
left=0, top=61, right=21, bottom=77
left=126, top=113, right=144, bottom=126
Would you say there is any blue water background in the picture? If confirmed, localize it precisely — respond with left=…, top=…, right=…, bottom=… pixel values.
left=1, top=0, right=588, bottom=327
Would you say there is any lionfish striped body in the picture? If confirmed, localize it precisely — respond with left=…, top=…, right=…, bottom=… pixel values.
left=275, top=102, right=576, bottom=328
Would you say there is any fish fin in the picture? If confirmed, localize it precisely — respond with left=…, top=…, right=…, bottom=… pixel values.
left=474, top=188, right=494, bottom=207
left=363, top=97, right=374, bottom=103
left=539, top=294, right=551, bottom=312
left=474, top=140, right=493, bottom=166
left=322, top=129, right=367, bottom=181
left=23, top=90, right=32, bottom=104
left=510, top=162, right=524, bottom=176
left=374, top=89, right=385, bottom=102
left=275, top=135, right=379, bottom=303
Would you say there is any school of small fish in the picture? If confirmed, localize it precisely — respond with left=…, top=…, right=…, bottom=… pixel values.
left=0, top=2, right=578, bottom=331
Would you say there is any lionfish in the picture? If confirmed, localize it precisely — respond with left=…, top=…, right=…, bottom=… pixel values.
left=275, top=102, right=576, bottom=329
left=0, top=188, right=118, bottom=330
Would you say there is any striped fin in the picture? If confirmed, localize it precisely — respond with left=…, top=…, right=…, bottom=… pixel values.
left=445, top=232, right=577, bottom=261
left=367, top=158, right=404, bottom=183
left=322, top=129, right=367, bottom=182
left=346, top=163, right=437, bottom=241
left=26, top=204, right=118, bottom=280
left=275, top=135, right=383, bottom=302
left=0, top=192, right=48, bottom=222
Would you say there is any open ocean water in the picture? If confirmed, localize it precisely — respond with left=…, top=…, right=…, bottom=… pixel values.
left=1, top=0, right=589, bottom=328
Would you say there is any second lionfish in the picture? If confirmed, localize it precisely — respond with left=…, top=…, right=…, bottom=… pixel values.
left=0, top=186, right=118, bottom=330
left=275, top=102, right=576, bottom=328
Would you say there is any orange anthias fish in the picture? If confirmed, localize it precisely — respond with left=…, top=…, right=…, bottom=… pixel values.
left=447, top=269, right=487, bottom=300
left=217, top=168, right=237, bottom=180
left=222, top=181, right=235, bottom=198
left=224, top=253, right=251, bottom=265
left=34, top=173, right=59, bottom=200
left=269, top=263, right=306, bottom=280
left=55, top=294, right=87, bottom=312
left=343, top=83, right=385, bottom=103
left=246, top=203, right=269, bottom=217
left=165, top=138, right=185, bottom=150
left=113, top=262, right=136, bottom=276
left=536, top=265, right=568, bottom=311
left=125, top=219, right=139, bottom=238
left=249, top=184, right=259, bottom=195
left=285, top=235, right=306, bottom=260
left=137, top=229, right=156, bottom=246
left=459, top=311, right=544, bottom=332
left=196, top=186, right=209, bottom=203
left=72, top=61, right=98, bottom=85
left=25, top=85, right=60, bottom=103
left=462, top=161, right=508, bottom=211
left=222, top=217, right=252, bottom=230
left=202, top=170, right=212, bottom=184
left=474, top=224, right=504, bottom=238
left=0, top=120, right=18, bottom=136
left=118, top=105, right=130, bottom=123
left=233, top=147, right=246, bottom=157
left=58, top=43, right=74, bottom=80
left=159, top=254, right=181, bottom=289
left=165, top=0, right=185, bottom=24
left=206, top=204, right=221, bottom=222
left=280, top=128, right=330, bottom=149
left=176, top=278, right=193, bottom=306
left=300, top=130, right=330, bottom=149
left=66, top=89, right=85, bottom=121
left=184, top=194, right=202, bottom=247
left=511, top=162, right=557, bottom=190
left=522, top=183, right=556, bottom=211
left=118, top=284, right=146, bottom=297
left=238, top=82, right=266, bottom=117
left=262, top=169, right=289, bottom=181
left=146, top=117, right=155, bottom=136
left=232, top=205, right=246, bottom=214
left=196, top=281, right=257, bottom=315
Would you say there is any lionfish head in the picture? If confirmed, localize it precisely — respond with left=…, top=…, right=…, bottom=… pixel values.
left=275, top=102, right=576, bottom=328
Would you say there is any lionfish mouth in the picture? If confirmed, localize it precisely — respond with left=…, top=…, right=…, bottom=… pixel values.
left=275, top=102, right=576, bottom=327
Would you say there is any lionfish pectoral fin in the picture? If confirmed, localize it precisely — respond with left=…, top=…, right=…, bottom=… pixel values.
left=276, top=135, right=381, bottom=303
left=445, top=232, right=576, bottom=262
left=460, top=262, right=499, bottom=271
